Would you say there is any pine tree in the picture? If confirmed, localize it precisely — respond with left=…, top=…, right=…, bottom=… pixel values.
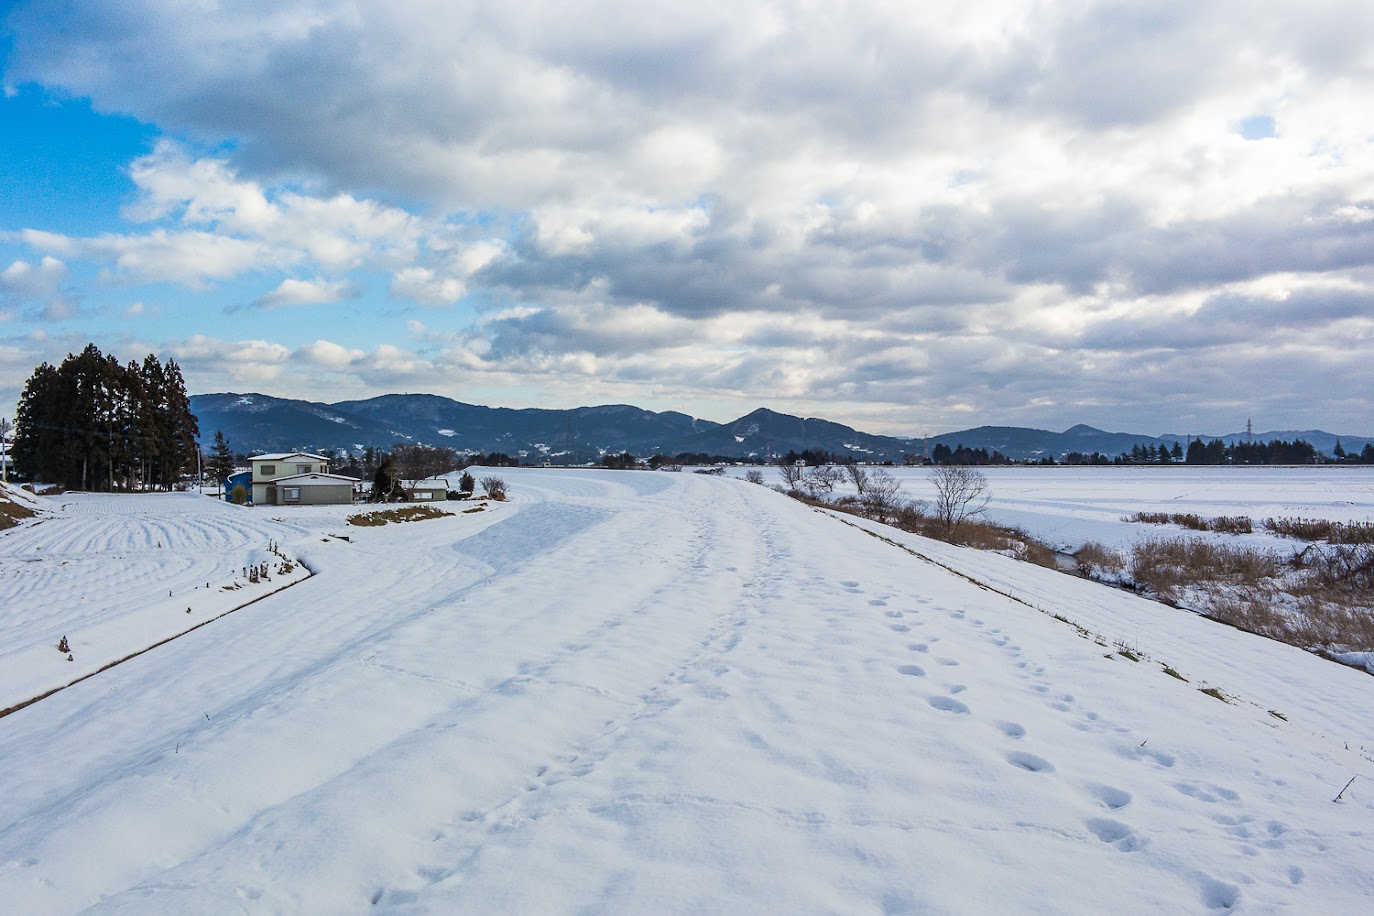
left=208, top=430, right=236, bottom=492
left=373, top=457, right=402, bottom=502
left=161, top=359, right=200, bottom=489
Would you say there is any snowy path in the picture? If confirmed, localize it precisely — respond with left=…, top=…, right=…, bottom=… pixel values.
left=0, top=470, right=1371, bottom=913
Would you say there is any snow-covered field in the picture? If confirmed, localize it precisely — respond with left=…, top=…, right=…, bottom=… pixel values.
left=1, top=470, right=1372, bottom=913
left=729, top=465, right=1374, bottom=552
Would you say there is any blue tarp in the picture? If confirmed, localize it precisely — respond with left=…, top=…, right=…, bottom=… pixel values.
left=225, top=471, right=252, bottom=503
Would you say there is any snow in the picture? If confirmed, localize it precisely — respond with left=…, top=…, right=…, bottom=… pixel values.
left=1, top=470, right=1371, bottom=912
left=729, top=465, right=1374, bottom=553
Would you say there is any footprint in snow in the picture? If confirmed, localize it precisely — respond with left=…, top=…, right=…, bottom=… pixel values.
left=1085, top=784, right=1132, bottom=810
left=928, top=695, right=970, bottom=715
left=884, top=610, right=904, bottom=618
left=1085, top=818, right=1147, bottom=852
left=889, top=623, right=911, bottom=632
left=1006, top=751, right=1055, bottom=773
left=897, top=664, right=926, bottom=678
left=1197, top=875, right=1241, bottom=910
left=869, top=599, right=888, bottom=607
left=1175, top=782, right=1239, bottom=804
left=907, top=643, right=929, bottom=653
left=996, top=721, right=1026, bottom=739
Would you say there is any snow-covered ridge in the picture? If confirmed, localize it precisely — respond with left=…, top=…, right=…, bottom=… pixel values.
left=0, top=470, right=1369, bottom=912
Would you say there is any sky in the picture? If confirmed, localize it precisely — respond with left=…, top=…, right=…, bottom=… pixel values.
left=1, top=1, right=1372, bottom=438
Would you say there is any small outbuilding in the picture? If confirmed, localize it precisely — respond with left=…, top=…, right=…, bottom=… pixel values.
left=401, top=479, right=450, bottom=502
left=264, top=472, right=360, bottom=506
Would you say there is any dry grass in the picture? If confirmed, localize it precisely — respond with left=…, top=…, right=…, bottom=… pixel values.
left=1126, top=511, right=1253, bottom=534
left=1075, top=542, right=1124, bottom=576
left=1262, top=516, right=1374, bottom=544
left=1129, top=537, right=1282, bottom=600
left=0, top=494, right=36, bottom=531
left=821, top=495, right=1057, bottom=568
left=347, top=505, right=451, bottom=527
left=1074, top=535, right=1374, bottom=654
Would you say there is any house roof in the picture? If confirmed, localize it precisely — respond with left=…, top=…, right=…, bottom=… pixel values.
left=401, top=479, right=450, bottom=489
left=270, top=472, right=360, bottom=486
left=250, top=452, right=329, bottom=462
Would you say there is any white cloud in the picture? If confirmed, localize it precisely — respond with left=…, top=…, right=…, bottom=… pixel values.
left=4, top=1, right=1374, bottom=432
left=1, top=256, right=68, bottom=298
left=295, top=339, right=365, bottom=369
left=257, top=277, right=359, bottom=309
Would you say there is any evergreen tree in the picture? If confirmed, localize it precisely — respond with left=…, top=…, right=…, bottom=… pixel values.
left=161, top=359, right=200, bottom=488
left=11, top=345, right=202, bottom=491
left=208, top=430, right=236, bottom=490
left=372, top=457, right=404, bottom=502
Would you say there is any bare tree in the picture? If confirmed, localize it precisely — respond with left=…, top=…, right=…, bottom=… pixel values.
left=777, top=461, right=804, bottom=491
left=480, top=476, right=508, bottom=500
left=844, top=463, right=869, bottom=495
left=803, top=464, right=842, bottom=497
left=744, top=469, right=765, bottom=485
left=931, top=465, right=990, bottom=534
left=861, top=469, right=903, bottom=521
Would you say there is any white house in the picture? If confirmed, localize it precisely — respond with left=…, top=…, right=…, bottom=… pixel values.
left=249, top=452, right=359, bottom=506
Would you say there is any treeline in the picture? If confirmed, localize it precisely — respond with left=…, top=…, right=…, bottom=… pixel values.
left=331, top=445, right=520, bottom=481
left=928, top=444, right=1013, bottom=466
left=1060, top=438, right=1363, bottom=466
left=13, top=344, right=199, bottom=491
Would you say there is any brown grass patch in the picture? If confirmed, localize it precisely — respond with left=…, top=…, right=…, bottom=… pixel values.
left=1126, top=511, right=1253, bottom=534
left=1075, top=542, right=1124, bottom=576
left=1080, top=536, right=1374, bottom=654
left=347, top=505, right=451, bottom=527
left=1129, top=537, right=1282, bottom=601
left=1262, top=517, right=1374, bottom=544
left=0, top=493, right=36, bottom=531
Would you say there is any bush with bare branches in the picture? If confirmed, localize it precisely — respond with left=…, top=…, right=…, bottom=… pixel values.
left=930, top=466, right=989, bottom=534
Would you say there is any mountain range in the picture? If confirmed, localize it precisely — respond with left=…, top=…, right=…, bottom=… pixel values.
left=189, top=392, right=1371, bottom=461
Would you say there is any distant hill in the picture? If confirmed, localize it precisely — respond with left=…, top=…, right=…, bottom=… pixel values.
left=189, top=393, right=398, bottom=453
left=191, top=393, right=721, bottom=460
left=190, top=393, right=1370, bottom=461
left=671, top=408, right=915, bottom=461
left=921, top=424, right=1189, bottom=460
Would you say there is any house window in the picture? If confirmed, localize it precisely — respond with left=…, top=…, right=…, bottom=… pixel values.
left=260, top=464, right=276, bottom=477
left=413, top=491, right=431, bottom=500
left=296, top=464, right=313, bottom=474
left=283, top=487, right=301, bottom=502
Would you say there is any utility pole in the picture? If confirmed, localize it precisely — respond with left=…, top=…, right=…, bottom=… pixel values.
left=0, top=417, right=10, bottom=483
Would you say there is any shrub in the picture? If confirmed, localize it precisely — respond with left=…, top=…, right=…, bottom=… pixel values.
left=230, top=484, right=247, bottom=505
left=1126, top=511, right=1252, bottom=534
left=744, top=469, right=765, bottom=485
left=1075, top=541, right=1124, bottom=576
left=459, top=471, right=475, bottom=495
left=480, top=476, right=508, bottom=501
left=1129, top=537, right=1282, bottom=603
left=1263, top=517, right=1374, bottom=544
